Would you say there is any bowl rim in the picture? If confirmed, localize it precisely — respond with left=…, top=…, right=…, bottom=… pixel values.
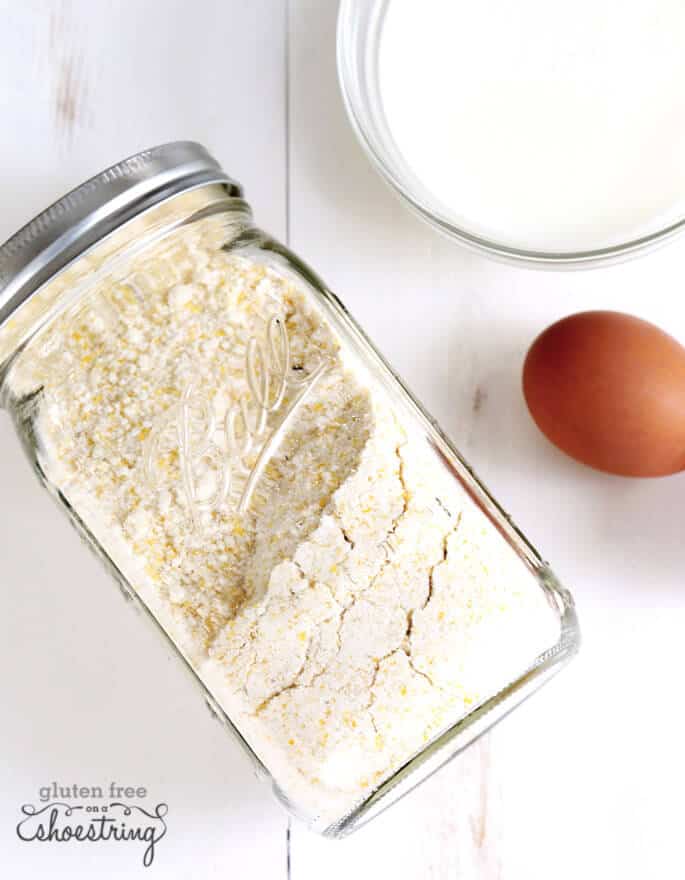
left=336, top=0, right=685, bottom=269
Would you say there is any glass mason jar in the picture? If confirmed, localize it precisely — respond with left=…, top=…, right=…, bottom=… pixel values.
left=0, top=143, right=579, bottom=836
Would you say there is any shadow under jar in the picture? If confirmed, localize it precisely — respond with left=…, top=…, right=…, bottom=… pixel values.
left=0, top=143, right=579, bottom=835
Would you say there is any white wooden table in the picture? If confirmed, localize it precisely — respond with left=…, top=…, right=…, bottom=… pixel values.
left=2, top=2, right=685, bottom=877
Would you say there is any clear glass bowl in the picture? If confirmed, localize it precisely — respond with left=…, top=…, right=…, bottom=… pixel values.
left=337, top=0, right=685, bottom=268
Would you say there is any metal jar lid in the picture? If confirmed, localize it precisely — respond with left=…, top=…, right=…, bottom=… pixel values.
left=0, top=141, right=240, bottom=374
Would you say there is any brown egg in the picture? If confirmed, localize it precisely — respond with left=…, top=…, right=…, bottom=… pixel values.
left=522, top=311, right=685, bottom=477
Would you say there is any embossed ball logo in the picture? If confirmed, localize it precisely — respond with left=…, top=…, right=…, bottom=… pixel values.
left=144, top=314, right=329, bottom=525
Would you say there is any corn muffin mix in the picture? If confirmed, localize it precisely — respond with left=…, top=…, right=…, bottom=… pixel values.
left=8, top=222, right=559, bottom=825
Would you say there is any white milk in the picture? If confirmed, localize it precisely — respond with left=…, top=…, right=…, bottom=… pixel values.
left=378, top=0, right=685, bottom=252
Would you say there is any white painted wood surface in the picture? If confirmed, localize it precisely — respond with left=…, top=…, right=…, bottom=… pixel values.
left=2, top=1, right=685, bottom=878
